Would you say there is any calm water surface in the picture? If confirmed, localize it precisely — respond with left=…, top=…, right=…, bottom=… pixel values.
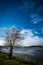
left=1, top=47, right=43, bottom=61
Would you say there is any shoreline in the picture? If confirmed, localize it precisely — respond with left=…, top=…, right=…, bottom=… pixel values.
left=0, top=52, right=43, bottom=65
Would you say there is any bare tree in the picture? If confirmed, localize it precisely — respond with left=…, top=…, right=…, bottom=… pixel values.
left=5, top=27, right=21, bottom=59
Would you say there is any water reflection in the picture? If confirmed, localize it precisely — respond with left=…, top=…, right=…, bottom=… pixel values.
left=1, top=47, right=43, bottom=61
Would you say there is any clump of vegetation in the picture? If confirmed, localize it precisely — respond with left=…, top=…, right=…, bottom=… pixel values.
left=0, top=52, right=43, bottom=65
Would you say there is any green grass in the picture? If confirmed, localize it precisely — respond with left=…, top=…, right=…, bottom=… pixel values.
left=0, top=52, right=43, bottom=65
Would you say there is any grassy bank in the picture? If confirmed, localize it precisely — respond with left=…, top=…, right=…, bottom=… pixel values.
left=0, top=52, right=43, bottom=65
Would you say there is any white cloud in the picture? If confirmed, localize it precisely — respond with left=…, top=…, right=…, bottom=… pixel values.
left=21, top=36, right=43, bottom=46
left=34, top=31, right=40, bottom=34
left=0, top=26, right=43, bottom=46
left=20, top=29, right=34, bottom=36
left=18, top=29, right=43, bottom=46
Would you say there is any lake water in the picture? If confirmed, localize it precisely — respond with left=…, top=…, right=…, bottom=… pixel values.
left=1, top=47, right=43, bottom=61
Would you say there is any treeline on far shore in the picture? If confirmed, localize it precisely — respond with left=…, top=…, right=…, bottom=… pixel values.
left=0, top=45, right=43, bottom=48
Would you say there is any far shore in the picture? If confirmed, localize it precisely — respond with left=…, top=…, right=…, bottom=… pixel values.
left=0, top=45, right=43, bottom=48
left=30, top=46, right=43, bottom=48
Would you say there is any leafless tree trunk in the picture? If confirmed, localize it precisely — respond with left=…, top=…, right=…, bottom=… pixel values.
left=0, top=46, right=1, bottom=53
left=9, top=43, right=12, bottom=59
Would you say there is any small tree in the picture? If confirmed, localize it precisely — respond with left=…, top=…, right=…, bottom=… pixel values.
left=5, top=27, right=20, bottom=59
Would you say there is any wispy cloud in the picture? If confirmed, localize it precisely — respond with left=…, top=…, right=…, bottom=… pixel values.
left=31, top=14, right=43, bottom=24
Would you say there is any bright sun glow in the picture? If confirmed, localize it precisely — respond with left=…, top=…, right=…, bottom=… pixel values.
left=0, top=40, right=5, bottom=46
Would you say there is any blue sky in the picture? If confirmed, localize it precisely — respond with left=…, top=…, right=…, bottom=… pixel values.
left=0, top=0, right=43, bottom=46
